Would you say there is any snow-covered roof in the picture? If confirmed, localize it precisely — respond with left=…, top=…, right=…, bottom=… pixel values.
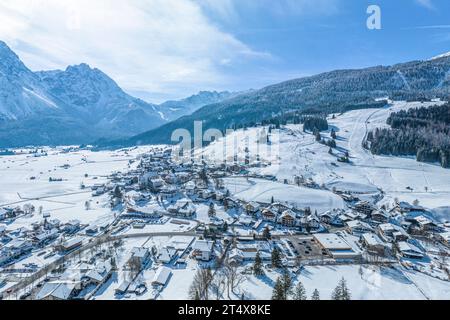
left=398, top=242, right=424, bottom=257
left=361, top=233, right=385, bottom=247
left=346, top=220, right=374, bottom=231
left=192, top=240, right=213, bottom=252
left=36, top=282, right=77, bottom=300
left=152, top=266, right=172, bottom=286
left=131, top=247, right=149, bottom=259
left=314, top=233, right=351, bottom=250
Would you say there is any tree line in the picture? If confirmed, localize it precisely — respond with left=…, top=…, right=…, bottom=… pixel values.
left=364, top=103, right=450, bottom=168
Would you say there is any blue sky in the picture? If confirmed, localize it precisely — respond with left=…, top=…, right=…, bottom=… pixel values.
left=0, top=0, right=449, bottom=103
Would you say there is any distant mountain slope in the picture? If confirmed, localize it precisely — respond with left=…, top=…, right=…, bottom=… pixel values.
left=119, top=56, right=450, bottom=147
left=0, top=41, right=166, bottom=147
left=156, top=91, right=239, bottom=121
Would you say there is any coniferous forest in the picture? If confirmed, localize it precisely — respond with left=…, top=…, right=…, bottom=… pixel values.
left=364, top=103, right=450, bottom=168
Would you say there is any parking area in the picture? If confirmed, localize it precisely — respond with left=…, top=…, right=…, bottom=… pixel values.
left=284, top=236, right=328, bottom=260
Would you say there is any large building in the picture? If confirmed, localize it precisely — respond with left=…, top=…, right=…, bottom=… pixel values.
left=313, top=233, right=361, bottom=260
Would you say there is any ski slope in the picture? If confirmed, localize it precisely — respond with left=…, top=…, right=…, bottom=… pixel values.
left=199, top=101, right=450, bottom=215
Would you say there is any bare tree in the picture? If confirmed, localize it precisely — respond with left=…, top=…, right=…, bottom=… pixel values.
left=210, top=271, right=226, bottom=300
left=223, top=261, right=245, bottom=299
left=189, top=268, right=213, bottom=300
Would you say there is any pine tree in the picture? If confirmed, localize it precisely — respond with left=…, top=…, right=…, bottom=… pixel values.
left=311, top=289, right=320, bottom=300
left=272, top=277, right=285, bottom=300
left=208, top=202, right=216, bottom=218
left=339, top=278, right=351, bottom=300
left=223, top=198, right=229, bottom=211
left=331, top=285, right=342, bottom=300
left=271, top=247, right=282, bottom=268
left=281, top=268, right=293, bottom=300
left=253, top=251, right=264, bottom=276
left=293, top=282, right=307, bottom=300
left=332, top=278, right=351, bottom=300
left=315, top=131, right=322, bottom=142
left=331, top=129, right=337, bottom=140
left=262, top=226, right=271, bottom=240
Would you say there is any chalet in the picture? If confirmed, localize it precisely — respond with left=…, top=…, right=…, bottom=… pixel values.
left=167, top=199, right=196, bottom=217
left=300, top=213, right=321, bottom=231
left=36, top=281, right=81, bottom=300
left=319, top=211, right=334, bottom=224
left=152, top=266, right=172, bottom=287
left=268, top=203, right=291, bottom=214
left=84, top=261, right=113, bottom=286
left=353, top=201, right=375, bottom=215
left=320, top=210, right=346, bottom=227
left=395, top=201, right=426, bottom=214
left=370, top=210, right=390, bottom=224
left=129, top=247, right=151, bottom=268
left=346, top=220, right=374, bottom=235
left=245, top=202, right=260, bottom=215
left=33, top=228, right=59, bottom=245
left=361, top=233, right=390, bottom=256
left=63, top=220, right=81, bottom=234
left=125, top=205, right=163, bottom=219
left=407, top=215, right=440, bottom=233
left=191, top=240, right=214, bottom=261
left=157, top=247, right=177, bottom=264
left=378, top=223, right=409, bottom=243
left=85, top=225, right=99, bottom=236
left=262, top=209, right=277, bottom=222
left=397, top=241, right=424, bottom=259
left=56, top=237, right=84, bottom=253
left=279, top=210, right=296, bottom=227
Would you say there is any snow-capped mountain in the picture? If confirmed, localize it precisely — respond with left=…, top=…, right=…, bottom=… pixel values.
left=36, top=64, right=164, bottom=135
left=0, top=41, right=166, bottom=147
left=156, top=90, right=239, bottom=121
left=0, top=41, right=62, bottom=121
left=431, top=51, right=450, bottom=60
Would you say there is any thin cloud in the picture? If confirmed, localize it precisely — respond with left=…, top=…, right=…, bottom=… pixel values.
left=415, top=0, right=436, bottom=10
left=0, top=0, right=270, bottom=101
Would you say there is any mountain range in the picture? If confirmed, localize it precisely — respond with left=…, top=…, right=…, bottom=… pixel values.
left=117, top=53, right=450, bottom=147
left=0, top=41, right=234, bottom=148
left=1, top=39, right=450, bottom=149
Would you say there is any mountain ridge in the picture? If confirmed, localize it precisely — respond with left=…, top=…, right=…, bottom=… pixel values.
left=113, top=54, right=450, bottom=148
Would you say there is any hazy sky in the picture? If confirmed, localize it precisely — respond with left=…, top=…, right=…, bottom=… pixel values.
left=1, top=0, right=450, bottom=103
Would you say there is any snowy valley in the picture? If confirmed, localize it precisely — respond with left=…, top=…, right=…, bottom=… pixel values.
left=1, top=101, right=449, bottom=301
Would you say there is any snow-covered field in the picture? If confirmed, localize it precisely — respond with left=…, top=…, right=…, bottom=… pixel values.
left=0, top=147, right=151, bottom=227
left=237, top=264, right=450, bottom=300
left=2, top=101, right=450, bottom=300
left=200, top=101, right=450, bottom=218
left=223, top=177, right=344, bottom=213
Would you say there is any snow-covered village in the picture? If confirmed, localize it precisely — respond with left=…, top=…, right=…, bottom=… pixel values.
left=1, top=101, right=450, bottom=301
left=2, top=0, right=450, bottom=306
